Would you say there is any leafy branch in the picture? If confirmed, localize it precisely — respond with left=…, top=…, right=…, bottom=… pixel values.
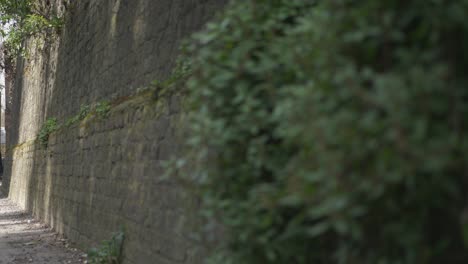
left=0, top=0, right=65, bottom=58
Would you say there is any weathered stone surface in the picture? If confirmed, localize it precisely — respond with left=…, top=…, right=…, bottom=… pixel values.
left=2, top=1, right=228, bottom=264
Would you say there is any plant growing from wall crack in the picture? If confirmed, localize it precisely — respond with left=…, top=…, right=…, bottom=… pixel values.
left=38, top=117, right=58, bottom=147
left=64, top=104, right=90, bottom=127
left=95, top=101, right=111, bottom=119
left=36, top=99, right=115, bottom=148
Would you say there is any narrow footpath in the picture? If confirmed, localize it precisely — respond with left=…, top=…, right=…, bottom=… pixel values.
left=0, top=189, right=86, bottom=264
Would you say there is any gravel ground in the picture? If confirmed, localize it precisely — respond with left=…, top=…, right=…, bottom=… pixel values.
left=0, top=190, right=87, bottom=264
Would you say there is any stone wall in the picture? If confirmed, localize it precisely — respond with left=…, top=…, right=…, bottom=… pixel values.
left=2, top=1, right=227, bottom=263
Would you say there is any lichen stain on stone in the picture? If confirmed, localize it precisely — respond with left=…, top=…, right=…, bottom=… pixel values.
left=109, top=0, right=121, bottom=39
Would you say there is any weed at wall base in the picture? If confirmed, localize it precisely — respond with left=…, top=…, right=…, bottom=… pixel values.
left=88, top=232, right=124, bottom=264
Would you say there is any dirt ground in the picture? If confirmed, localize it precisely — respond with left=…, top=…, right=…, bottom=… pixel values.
left=0, top=190, right=87, bottom=264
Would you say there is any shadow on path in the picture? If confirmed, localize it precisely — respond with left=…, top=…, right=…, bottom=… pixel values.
left=0, top=185, right=86, bottom=264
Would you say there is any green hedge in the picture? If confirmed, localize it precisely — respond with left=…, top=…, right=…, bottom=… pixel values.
left=182, top=0, right=468, bottom=263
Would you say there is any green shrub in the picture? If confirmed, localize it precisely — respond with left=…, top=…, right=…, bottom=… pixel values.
left=179, top=0, right=468, bottom=263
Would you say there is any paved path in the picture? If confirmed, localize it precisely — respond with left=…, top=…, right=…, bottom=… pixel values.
left=0, top=191, right=86, bottom=264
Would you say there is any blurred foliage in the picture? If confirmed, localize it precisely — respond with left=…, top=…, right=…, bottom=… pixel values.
left=0, top=0, right=64, bottom=57
left=174, top=0, right=468, bottom=263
